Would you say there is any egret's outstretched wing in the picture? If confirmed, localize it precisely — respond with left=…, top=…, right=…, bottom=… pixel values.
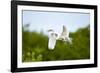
left=62, top=25, right=69, bottom=37
left=48, top=35, right=57, bottom=50
left=59, top=25, right=69, bottom=39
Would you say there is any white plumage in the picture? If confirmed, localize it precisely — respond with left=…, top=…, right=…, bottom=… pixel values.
left=59, top=25, right=72, bottom=44
left=48, top=25, right=72, bottom=50
left=48, top=30, right=58, bottom=50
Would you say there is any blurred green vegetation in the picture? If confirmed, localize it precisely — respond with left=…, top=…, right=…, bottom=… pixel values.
left=22, top=25, right=90, bottom=62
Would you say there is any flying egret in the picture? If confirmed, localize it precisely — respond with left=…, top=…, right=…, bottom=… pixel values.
left=47, top=25, right=72, bottom=50
left=59, top=25, right=72, bottom=44
left=48, top=29, right=58, bottom=50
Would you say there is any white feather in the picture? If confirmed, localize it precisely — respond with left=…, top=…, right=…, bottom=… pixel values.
left=59, top=25, right=72, bottom=44
left=47, top=25, right=72, bottom=50
left=48, top=35, right=57, bottom=50
left=48, top=30, right=58, bottom=50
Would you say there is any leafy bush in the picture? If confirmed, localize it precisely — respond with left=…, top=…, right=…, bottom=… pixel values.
left=22, top=25, right=90, bottom=62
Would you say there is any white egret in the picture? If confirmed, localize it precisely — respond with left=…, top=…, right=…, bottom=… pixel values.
left=47, top=25, right=72, bottom=50
left=59, top=25, right=72, bottom=44
left=48, top=29, right=58, bottom=50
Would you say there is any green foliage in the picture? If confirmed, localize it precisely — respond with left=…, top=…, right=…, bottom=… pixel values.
left=22, top=25, right=90, bottom=62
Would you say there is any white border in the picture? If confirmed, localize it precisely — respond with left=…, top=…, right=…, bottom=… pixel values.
left=17, top=5, right=94, bottom=68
